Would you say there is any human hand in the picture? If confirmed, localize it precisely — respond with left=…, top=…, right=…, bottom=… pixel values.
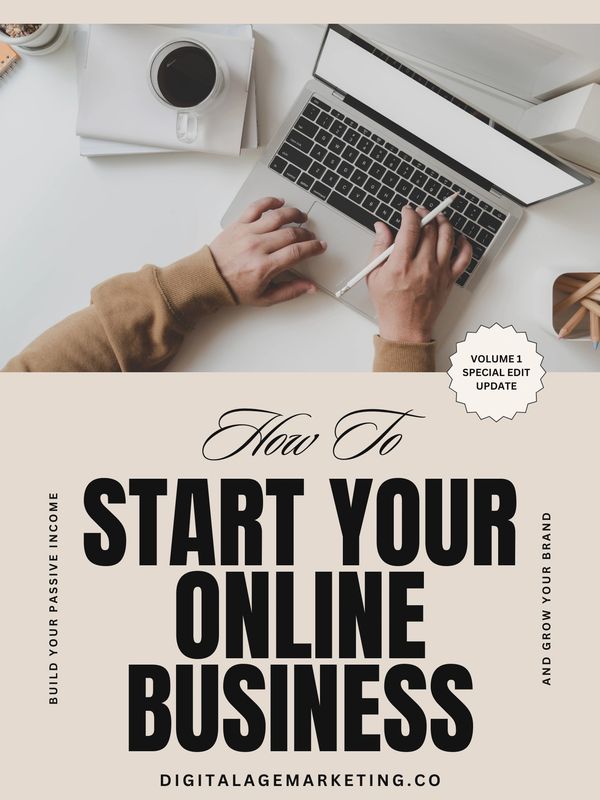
left=209, top=197, right=327, bottom=306
left=366, top=206, right=472, bottom=343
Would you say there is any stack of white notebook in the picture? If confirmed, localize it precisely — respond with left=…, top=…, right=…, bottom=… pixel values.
left=76, top=24, right=257, bottom=157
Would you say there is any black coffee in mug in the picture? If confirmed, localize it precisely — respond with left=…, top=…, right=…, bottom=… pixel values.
left=156, top=44, right=217, bottom=108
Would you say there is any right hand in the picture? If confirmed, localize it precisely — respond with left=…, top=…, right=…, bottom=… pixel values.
left=366, top=206, right=472, bottom=343
left=209, top=197, right=327, bottom=306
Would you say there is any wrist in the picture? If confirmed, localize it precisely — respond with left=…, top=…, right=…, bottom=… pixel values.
left=378, top=325, right=432, bottom=345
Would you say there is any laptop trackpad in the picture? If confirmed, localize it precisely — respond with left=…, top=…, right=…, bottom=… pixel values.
left=297, top=201, right=376, bottom=319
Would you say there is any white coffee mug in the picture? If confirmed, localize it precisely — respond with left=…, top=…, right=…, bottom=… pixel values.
left=149, top=40, right=226, bottom=144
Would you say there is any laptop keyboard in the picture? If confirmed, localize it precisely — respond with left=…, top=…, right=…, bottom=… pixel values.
left=269, top=96, right=507, bottom=286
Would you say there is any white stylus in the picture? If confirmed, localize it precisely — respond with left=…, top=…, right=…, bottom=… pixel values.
left=335, top=192, right=459, bottom=298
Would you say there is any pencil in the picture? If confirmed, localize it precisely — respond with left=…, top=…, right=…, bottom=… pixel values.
left=335, top=192, right=459, bottom=297
left=553, top=272, right=600, bottom=314
left=558, top=305, right=588, bottom=339
left=555, top=276, right=600, bottom=302
left=579, top=296, right=600, bottom=318
left=590, top=307, right=600, bottom=350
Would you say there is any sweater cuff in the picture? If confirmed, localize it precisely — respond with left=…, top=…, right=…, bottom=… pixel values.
left=154, top=245, right=237, bottom=330
left=372, top=335, right=436, bottom=372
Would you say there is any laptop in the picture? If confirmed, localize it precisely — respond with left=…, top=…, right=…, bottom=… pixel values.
left=223, top=25, right=593, bottom=322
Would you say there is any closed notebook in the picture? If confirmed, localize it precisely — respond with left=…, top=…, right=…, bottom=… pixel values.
left=76, top=25, right=254, bottom=155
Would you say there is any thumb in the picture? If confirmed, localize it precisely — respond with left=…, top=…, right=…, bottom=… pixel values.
left=370, top=222, right=394, bottom=261
left=258, top=278, right=316, bottom=307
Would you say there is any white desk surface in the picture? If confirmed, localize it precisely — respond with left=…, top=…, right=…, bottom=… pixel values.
left=2, top=24, right=599, bottom=372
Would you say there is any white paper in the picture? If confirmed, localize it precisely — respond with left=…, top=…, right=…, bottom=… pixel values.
left=76, top=25, right=254, bottom=156
left=316, top=30, right=583, bottom=204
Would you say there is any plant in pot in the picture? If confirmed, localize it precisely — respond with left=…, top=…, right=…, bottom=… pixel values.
left=0, top=23, right=70, bottom=56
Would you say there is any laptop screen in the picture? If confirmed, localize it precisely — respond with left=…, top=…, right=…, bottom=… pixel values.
left=314, top=27, right=590, bottom=205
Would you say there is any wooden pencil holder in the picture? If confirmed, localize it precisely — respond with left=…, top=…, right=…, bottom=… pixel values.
left=551, top=271, right=600, bottom=342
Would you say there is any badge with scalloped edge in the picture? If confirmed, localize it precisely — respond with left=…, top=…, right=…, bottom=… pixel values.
left=448, top=324, right=545, bottom=421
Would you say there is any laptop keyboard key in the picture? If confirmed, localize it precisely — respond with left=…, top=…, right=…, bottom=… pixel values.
left=365, top=178, right=381, bottom=195
left=295, top=118, right=318, bottom=137
left=323, top=170, right=339, bottom=187
left=438, top=186, right=455, bottom=200
left=465, top=192, right=479, bottom=203
left=371, top=134, right=384, bottom=145
left=382, top=171, right=400, bottom=189
left=311, top=97, right=331, bottom=111
left=372, top=145, right=386, bottom=162
left=456, top=272, right=469, bottom=286
left=297, top=173, right=314, bottom=191
left=308, top=162, right=326, bottom=179
left=327, top=191, right=378, bottom=232
left=412, top=170, right=427, bottom=187
left=478, top=212, right=502, bottom=233
left=398, top=162, right=414, bottom=179
left=303, top=103, right=320, bottom=120
left=337, top=179, right=352, bottom=195
left=279, top=143, right=311, bottom=171
left=270, top=156, right=286, bottom=174
left=384, top=153, right=401, bottom=171
left=466, top=259, right=478, bottom=273
left=324, top=153, right=340, bottom=170
left=476, top=228, right=493, bottom=247
left=452, top=213, right=467, bottom=231
left=423, top=195, right=439, bottom=210
left=310, top=181, right=331, bottom=201
left=391, top=193, right=407, bottom=211
left=492, top=209, right=507, bottom=220
left=363, top=195, right=379, bottom=212
left=344, top=117, right=358, bottom=128
left=317, top=111, right=333, bottom=129
left=350, top=187, right=366, bottom=204
left=351, top=169, right=368, bottom=187
left=315, top=130, right=332, bottom=146
left=465, top=203, right=481, bottom=220
left=284, top=164, right=301, bottom=181
left=337, top=161, right=354, bottom=178
left=329, top=137, right=345, bottom=154
left=342, top=146, right=359, bottom=163
left=330, top=121, right=347, bottom=138
left=390, top=211, right=402, bottom=229
left=470, top=241, right=486, bottom=260
left=343, top=129, right=361, bottom=145
left=358, top=136, right=374, bottom=154
left=288, top=130, right=313, bottom=153
left=378, top=186, right=394, bottom=203
left=397, top=179, right=412, bottom=196
left=410, top=187, right=426, bottom=205
left=356, top=154, right=372, bottom=172
left=424, top=178, right=441, bottom=195
left=358, top=125, right=371, bottom=136
left=412, top=159, right=426, bottom=169
left=452, top=195, right=467, bottom=212
left=479, top=200, right=493, bottom=212
left=331, top=108, right=344, bottom=119
left=377, top=203, right=393, bottom=221
left=369, top=163, right=386, bottom=180
left=464, top=221, right=479, bottom=238
left=310, top=144, right=327, bottom=161
left=384, top=142, right=398, bottom=153
left=425, top=167, right=439, bottom=178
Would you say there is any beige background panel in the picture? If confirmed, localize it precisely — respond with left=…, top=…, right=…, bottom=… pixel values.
left=2, top=373, right=598, bottom=798
left=3, top=2, right=600, bottom=23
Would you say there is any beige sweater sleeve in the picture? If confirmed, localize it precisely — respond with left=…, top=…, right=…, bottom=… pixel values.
left=2, top=246, right=236, bottom=372
left=372, top=335, right=436, bottom=372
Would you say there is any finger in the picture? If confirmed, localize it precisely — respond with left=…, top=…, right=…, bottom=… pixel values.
left=370, top=221, right=394, bottom=261
left=267, top=238, right=327, bottom=276
left=416, top=207, right=439, bottom=257
left=257, top=278, right=317, bottom=307
left=237, top=196, right=284, bottom=224
left=450, top=234, right=473, bottom=280
left=436, top=213, right=455, bottom=266
left=251, top=206, right=308, bottom=234
left=394, top=205, right=422, bottom=260
left=260, top=225, right=316, bottom=254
